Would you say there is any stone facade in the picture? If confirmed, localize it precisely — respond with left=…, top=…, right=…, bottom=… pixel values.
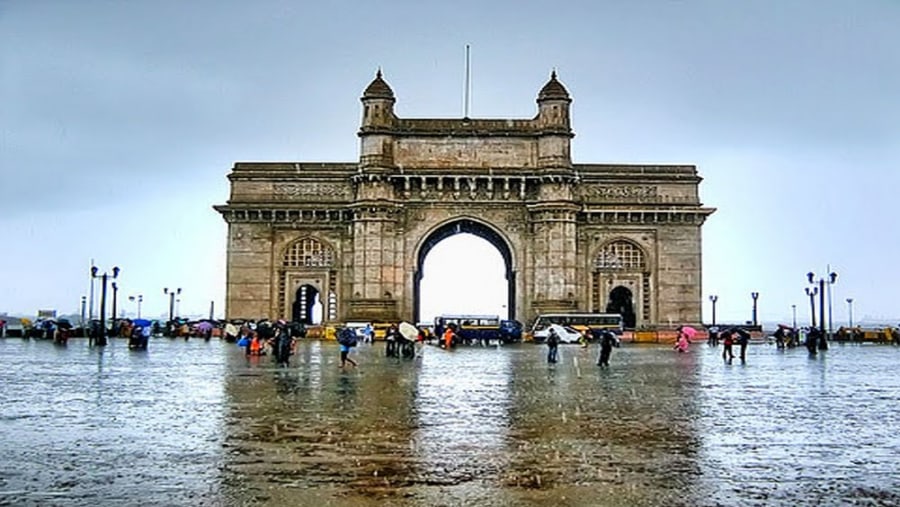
left=215, top=71, right=715, bottom=328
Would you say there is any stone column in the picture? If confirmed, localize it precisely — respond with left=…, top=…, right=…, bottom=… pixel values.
left=529, top=182, right=579, bottom=315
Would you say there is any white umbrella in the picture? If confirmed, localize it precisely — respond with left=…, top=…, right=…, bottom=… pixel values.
left=399, top=322, right=418, bottom=341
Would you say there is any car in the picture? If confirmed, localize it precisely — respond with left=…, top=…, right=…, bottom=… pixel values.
left=1, top=317, right=25, bottom=337
left=532, top=323, right=584, bottom=344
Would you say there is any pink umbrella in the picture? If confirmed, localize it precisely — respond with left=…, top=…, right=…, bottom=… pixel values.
left=680, top=326, right=698, bottom=340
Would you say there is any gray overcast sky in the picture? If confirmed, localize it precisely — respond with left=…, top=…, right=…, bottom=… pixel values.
left=1, top=0, right=898, bottom=325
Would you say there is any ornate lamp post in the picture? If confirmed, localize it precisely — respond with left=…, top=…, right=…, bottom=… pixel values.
left=111, top=282, right=120, bottom=336
left=129, top=294, right=143, bottom=319
left=846, top=298, right=854, bottom=328
left=805, top=286, right=818, bottom=328
left=807, top=271, right=835, bottom=350
left=91, top=265, right=120, bottom=346
left=709, top=295, right=718, bottom=326
left=751, top=292, right=759, bottom=326
left=826, top=267, right=838, bottom=337
left=80, top=296, right=87, bottom=337
left=164, top=287, right=181, bottom=328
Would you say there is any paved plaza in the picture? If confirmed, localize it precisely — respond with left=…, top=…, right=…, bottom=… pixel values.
left=1, top=338, right=898, bottom=506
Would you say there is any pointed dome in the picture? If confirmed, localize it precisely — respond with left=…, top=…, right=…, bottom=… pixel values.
left=538, top=70, right=570, bottom=101
left=362, top=69, right=395, bottom=99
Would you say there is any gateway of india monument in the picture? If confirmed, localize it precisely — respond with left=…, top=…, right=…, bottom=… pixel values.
left=215, top=70, right=715, bottom=329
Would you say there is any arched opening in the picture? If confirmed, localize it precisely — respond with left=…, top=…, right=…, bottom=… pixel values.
left=607, top=286, right=636, bottom=328
left=592, top=239, right=647, bottom=329
left=414, top=219, right=514, bottom=324
left=292, top=284, right=323, bottom=324
left=280, top=237, right=335, bottom=323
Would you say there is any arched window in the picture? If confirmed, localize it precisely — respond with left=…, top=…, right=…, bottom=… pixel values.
left=283, top=238, right=334, bottom=267
left=595, top=240, right=645, bottom=270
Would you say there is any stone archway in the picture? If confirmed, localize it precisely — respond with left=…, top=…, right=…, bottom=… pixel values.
left=413, top=218, right=514, bottom=323
left=606, top=286, right=636, bottom=329
left=217, top=72, right=714, bottom=326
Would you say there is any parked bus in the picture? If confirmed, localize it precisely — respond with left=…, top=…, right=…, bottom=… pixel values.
left=528, top=313, right=624, bottom=342
left=434, top=314, right=522, bottom=344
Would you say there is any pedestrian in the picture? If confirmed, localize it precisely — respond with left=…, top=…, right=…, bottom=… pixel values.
left=442, top=324, right=456, bottom=350
left=596, top=329, right=617, bottom=367
left=736, top=329, right=750, bottom=364
left=274, top=320, right=293, bottom=366
left=707, top=326, right=719, bottom=347
left=805, top=327, right=819, bottom=355
left=773, top=326, right=787, bottom=350
left=385, top=324, right=399, bottom=357
left=363, top=323, right=374, bottom=344
left=721, top=330, right=734, bottom=363
left=673, top=329, right=690, bottom=353
left=337, top=327, right=358, bottom=368
left=547, top=327, right=560, bottom=363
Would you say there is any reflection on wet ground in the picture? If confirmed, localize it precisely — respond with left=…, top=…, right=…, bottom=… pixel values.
left=1, top=339, right=898, bottom=506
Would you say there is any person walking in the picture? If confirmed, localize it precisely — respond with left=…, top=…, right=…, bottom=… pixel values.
left=386, top=324, right=399, bottom=357
left=721, top=329, right=735, bottom=364
left=338, top=327, right=358, bottom=368
left=546, top=327, right=560, bottom=363
left=673, top=329, right=690, bottom=353
left=736, top=329, right=750, bottom=364
left=274, top=320, right=294, bottom=367
left=596, top=329, right=617, bottom=368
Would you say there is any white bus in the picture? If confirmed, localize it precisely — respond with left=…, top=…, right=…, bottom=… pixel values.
left=528, top=313, right=624, bottom=342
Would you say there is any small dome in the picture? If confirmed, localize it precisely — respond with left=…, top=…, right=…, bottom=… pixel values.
left=362, top=69, right=395, bottom=99
left=538, top=70, right=570, bottom=101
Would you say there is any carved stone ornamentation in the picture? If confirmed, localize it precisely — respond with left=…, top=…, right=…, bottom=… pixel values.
left=273, top=183, right=351, bottom=200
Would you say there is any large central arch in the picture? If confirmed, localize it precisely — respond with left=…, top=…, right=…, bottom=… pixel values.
left=413, top=218, right=515, bottom=323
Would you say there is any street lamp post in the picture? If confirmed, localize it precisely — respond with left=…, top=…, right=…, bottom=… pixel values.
left=129, top=294, right=143, bottom=319
left=164, top=287, right=181, bottom=332
left=805, top=286, right=818, bottom=328
left=80, top=296, right=87, bottom=337
left=846, top=298, right=854, bottom=328
left=90, top=266, right=120, bottom=346
left=826, top=265, right=837, bottom=337
left=751, top=292, right=759, bottom=326
left=111, top=282, right=119, bottom=337
left=807, top=271, right=835, bottom=350
left=709, top=295, right=718, bottom=326
left=791, top=304, right=797, bottom=330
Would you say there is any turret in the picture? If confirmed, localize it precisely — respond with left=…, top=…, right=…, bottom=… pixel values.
left=535, top=71, right=574, bottom=174
left=360, top=69, right=395, bottom=131
left=536, top=70, right=572, bottom=131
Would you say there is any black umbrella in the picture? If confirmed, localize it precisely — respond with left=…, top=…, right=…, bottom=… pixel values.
left=57, top=318, right=73, bottom=330
left=731, top=328, right=751, bottom=340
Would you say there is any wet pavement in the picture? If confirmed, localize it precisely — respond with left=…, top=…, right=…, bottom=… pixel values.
left=1, top=338, right=898, bottom=507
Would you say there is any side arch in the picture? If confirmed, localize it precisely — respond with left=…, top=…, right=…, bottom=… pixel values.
left=591, top=238, right=650, bottom=328
left=412, top=217, right=516, bottom=323
left=279, top=236, right=338, bottom=323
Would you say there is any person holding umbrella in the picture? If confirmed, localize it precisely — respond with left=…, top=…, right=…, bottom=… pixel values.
left=595, top=329, right=617, bottom=368
left=673, top=326, right=695, bottom=353
left=337, top=327, right=358, bottom=368
left=721, top=329, right=735, bottom=364
left=734, top=328, right=751, bottom=364
left=546, top=326, right=560, bottom=363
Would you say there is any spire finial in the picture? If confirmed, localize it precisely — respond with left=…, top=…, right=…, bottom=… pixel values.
left=376, top=67, right=382, bottom=79
left=551, top=68, right=557, bottom=80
